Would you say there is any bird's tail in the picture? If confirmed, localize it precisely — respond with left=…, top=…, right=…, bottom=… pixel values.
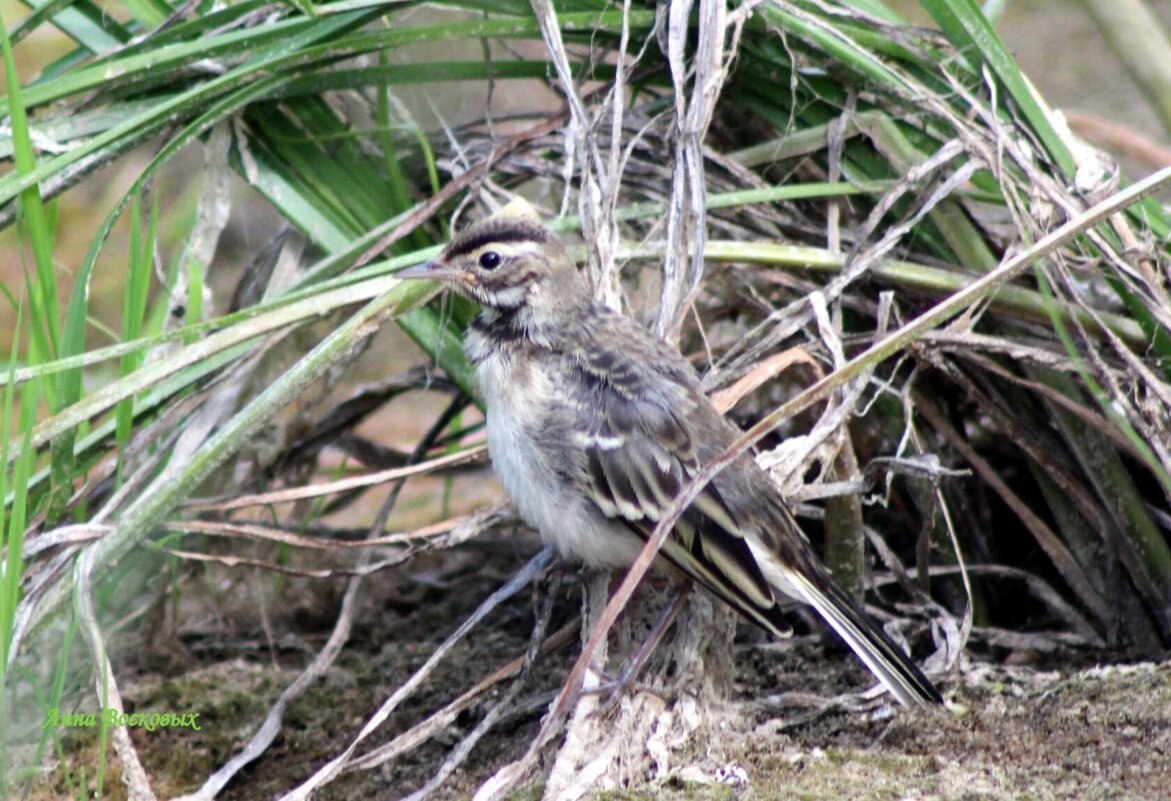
left=786, top=570, right=943, bottom=709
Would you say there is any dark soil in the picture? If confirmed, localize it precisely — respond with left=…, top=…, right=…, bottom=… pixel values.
left=27, top=541, right=1171, bottom=801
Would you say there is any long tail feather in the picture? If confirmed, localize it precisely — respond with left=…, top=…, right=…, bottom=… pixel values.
left=787, top=571, right=943, bottom=708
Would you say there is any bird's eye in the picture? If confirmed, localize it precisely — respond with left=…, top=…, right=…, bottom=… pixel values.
left=478, top=251, right=502, bottom=270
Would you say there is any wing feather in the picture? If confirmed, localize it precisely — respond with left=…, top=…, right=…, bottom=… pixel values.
left=569, top=355, right=790, bottom=637
left=552, top=309, right=941, bottom=707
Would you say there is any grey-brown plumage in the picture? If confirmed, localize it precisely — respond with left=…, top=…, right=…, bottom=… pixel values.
left=398, top=199, right=942, bottom=708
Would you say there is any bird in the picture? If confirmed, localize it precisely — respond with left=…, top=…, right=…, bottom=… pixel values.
left=397, top=197, right=943, bottom=709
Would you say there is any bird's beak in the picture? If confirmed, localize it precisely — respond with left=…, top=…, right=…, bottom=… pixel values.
left=396, top=261, right=461, bottom=282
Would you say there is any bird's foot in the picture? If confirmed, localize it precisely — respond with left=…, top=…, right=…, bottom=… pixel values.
left=586, top=582, right=692, bottom=718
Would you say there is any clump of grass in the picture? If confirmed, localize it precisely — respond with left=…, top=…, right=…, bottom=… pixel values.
left=2, top=0, right=1170, bottom=797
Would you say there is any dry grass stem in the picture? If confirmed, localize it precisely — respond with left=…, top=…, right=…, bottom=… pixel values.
left=184, top=444, right=486, bottom=512
left=74, top=548, right=158, bottom=801
left=163, top=513, right=474, bottom=550
left=278, top=546, right=555, bottom=801
left=710, top=348, right=818, bottom=413
left=343, top=621, right=578, bottom=776
left=399, top=570, right=563, bottom=801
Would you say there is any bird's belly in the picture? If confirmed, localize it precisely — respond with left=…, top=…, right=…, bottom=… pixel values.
left=477, top=353, right=642, bottom=569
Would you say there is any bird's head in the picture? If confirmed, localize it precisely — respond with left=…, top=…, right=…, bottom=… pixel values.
left=398, top=198, right=590, bottom=315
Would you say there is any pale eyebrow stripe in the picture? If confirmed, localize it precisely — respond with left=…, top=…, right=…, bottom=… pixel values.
left=493, top=241, right=543, bottom=257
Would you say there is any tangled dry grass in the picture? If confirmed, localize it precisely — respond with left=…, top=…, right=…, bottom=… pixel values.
left=4, top=0, right=1171, bottom=798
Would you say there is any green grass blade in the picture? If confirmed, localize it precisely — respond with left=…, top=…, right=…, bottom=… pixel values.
left=22, top=277, right=441, bottom=645
left=915, top=0, right=1075, bottom=177
left=2, top=354, right=38, bottom=684
left=115, top=196, right=155, bottom=484
left=0, top=308, right=23, bottom=695
left=11, top=0, right=127, bottom=53
left=2, top=14, right=60, bottom=369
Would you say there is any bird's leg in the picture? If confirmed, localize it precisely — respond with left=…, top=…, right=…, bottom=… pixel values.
left=589, top=579, right=693, bottom=715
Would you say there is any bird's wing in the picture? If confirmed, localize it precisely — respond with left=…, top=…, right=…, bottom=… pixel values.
left=560, top=316, right=942, bottom=708
left=565, top=335, right=795, bottom=639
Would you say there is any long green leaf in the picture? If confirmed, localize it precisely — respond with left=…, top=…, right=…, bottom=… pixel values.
left=1, top=14, right=59, bottom=374
left=22, top=277, right=440, bottom=647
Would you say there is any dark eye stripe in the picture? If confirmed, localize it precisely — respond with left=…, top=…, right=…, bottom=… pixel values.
left=445, top=223, right=548, bottom=259
left=480, top=268, right=538, bottom=292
